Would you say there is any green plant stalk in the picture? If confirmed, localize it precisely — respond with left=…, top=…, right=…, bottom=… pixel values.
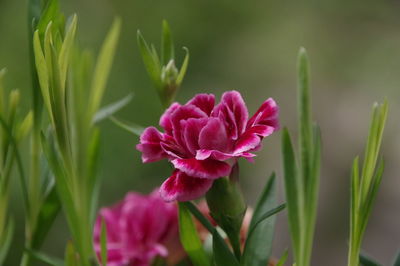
left=347, top=101, right=387, bottom=266
left=33, top=16, right=120, bottom=265
left=22, top=1, right=45, bottom=265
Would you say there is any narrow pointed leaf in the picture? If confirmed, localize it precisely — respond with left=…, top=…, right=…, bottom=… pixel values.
left=281, top=127, right=301, bottom=252
left=40, top=133, right=79, bottom=242
left=137, top=31, right=162, bottom=89
left=33, top=30, right=51, bottom=113
left=183, top=201, right=214, bottom=233
left=182, top=203, right=236, bottom=266
left=16, top=111, right=33, bottom=141
left=89, top=18, right=121, bottom=116
left=176, top=47, right=189, bottom=86
left=58, top=14, right=77, bottom=88
left=110, top=116, right=144, bottom=136
left=246, top=203, right=286, bottom=241
left=298, top=47, right=313, bottom=191
left=94, top=93, right=133, bottom=123
left=161, top=20, right=174, bottom=65
left=212, top=229, right=239, bottom=266
left=0, top=116, right=29, bottom=211
left=0, top=219, right=14, bottom=265
left=25, top=249, right=64, bottom=266
left=178, top=202, right=210, bottom=266
left=276, top=249, right=288, bottom=266
left=87, top=129, right=101, bottom=222
left=242, top=173, right=281, bottom=266
left=31, top=185, right=61, bottom=249
left=65, top=241, right=79, bottom=266
left=36, top=0, right=60, bottom=35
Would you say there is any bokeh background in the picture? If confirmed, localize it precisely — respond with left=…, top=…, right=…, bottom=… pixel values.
left=1, top=0, right=399, bottom=265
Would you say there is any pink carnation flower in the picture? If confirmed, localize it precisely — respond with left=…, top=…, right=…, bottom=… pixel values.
left=93, top=190, right=181, bottom=266
left=137, top=90, right=279, bottom=202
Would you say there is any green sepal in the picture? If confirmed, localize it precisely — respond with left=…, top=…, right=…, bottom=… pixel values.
left=205, top=173, right=246, bottom=260
left=31, top=185, right=61, bottom=249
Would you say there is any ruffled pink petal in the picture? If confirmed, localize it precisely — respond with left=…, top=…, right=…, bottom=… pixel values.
left=199, top=117, right=230, bottom=152
left=136, top=127, right=167, bottom=163
left=212, top=91, right=248, bottom=140
left=247, top=98, right=279, bottom=130
left=171, top=105, right=207, bottom=150
left=183, top=118, right=208, bottom=155
left=186, top=93, right=215, bottom=115
left=160, top=103, right=181, bottom=134
left=234, top=125, right=275, bottom=153
left=160, top=170, right=214, bottom=201
left=172, top=158, right=231, bottom=179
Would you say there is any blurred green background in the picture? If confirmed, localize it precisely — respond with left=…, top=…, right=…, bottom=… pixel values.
left=1, top=0, right=400, bottom=265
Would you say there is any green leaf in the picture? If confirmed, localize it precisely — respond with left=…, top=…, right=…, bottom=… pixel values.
left=100, top=218, right=108, bottom=266
left=40, top=132, right=79, bottom=243
left=359, top=159, right=384, bottom=236
left=137, top=30, right=162, bottom=89
left=212, top=229, right=239, bottom=266
left=49, top=42, right=70, bottom=157
left=25, top=249, right=64, bottom=266
left=178, top=202, right=210, bottom=266
left=281, top=127, right=301, bottom=254
left=359, top=252, right=382, bottom=266
left=350, top=157, right=360, bottom=250
left=94, top=93, right=133, bottom=123
left=31, top=185, right=61, bottom=249
left=242, top=204, right=285, bottom=265
left=183, top=201, right=214, bottom=233
left=36, top=0, right=60, bottom=35
left=64, top=241, right=79, bottom=266
left=242, top=173, right=280, bottom=266
left=348, top=101, right=388, bottom=266
left=16, top=111, right=33, bottom=141
left=176, top=47, right=189, bottom=86
left=361, top=100, right=388, bottom=201
left=276, top=249, right=288, bottom=266
left=181, top=202, right=236, bottom=266
left=89, top=18, right=121, bottom=117
left=0, top=115, right=29, bottom=212
left=33, top=30, right=52, bottom=115
left=303, top=124, right=321, bottom=263
left=58, top=14, right=77, bottom=89
left=246, top=203, right=285, bottom=242
left=298, top=47, right=313, bottom=190
left=110, top=116, right=144, bottom=136
left=161, top=20, right=174, bottom=65
left=0, top=218, right=14, bottom=265
left=87, top=129, right=101, bottom=222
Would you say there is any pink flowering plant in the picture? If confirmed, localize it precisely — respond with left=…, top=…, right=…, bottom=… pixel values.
left=0, top=1, right=395, bottom=266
